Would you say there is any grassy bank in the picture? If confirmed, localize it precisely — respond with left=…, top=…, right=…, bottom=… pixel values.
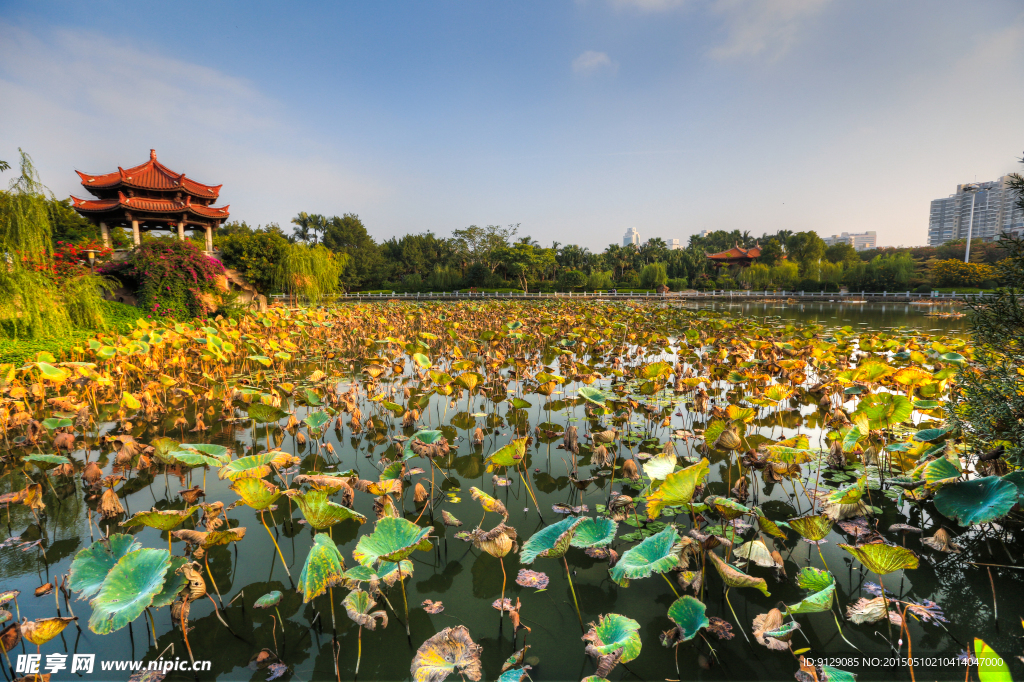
left=0, top=300, right=147, bottom=365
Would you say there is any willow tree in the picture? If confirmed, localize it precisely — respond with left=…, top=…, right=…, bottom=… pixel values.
left=274, top=243, right=348, bottom=305
left=0, top=151, right=108, bottom=337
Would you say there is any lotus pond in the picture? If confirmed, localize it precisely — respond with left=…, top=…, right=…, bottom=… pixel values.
left=0, top=300, right=1018, bottom=682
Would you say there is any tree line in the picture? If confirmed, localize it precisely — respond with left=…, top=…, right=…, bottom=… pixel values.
left=213, top=215, right=1014, bottom=294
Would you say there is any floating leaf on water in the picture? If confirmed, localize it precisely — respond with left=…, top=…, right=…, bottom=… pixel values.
left=609, top=526, right=679, bottom=587
left=520, top=517, right=585, bottom=564
left=933, top=476, right=1018, bottom=526
left=583, top=613, right=642, bottom=664
left=89, top=548, right=171, bottom=635
left=839, top=543, right=919, bottom=575
left=411, top=625, right=483, bottom=682
left=515, top=569, right=549, bottom=590
left=69, top=535, right=142, bottom=600
left=667, top=596, right=710, bottom=643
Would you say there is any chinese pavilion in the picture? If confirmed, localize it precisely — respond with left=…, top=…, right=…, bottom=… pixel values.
left=70, top=150, right=229, bottom=251
left=705, top=243, right=764, bottom=269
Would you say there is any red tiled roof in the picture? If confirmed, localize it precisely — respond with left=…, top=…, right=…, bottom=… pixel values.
left=706, top=245, right=762, bottom=260
left=75, top=149, right=222, bottom=198
left=70, top=192, right=229, bottom=219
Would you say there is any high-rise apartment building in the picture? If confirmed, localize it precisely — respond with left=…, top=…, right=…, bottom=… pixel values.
left=623, top=227, right=641, bottom=247
left=666, top=238, right=681, bottom=250
left=823, top=231, right=877, bottom=250
left=928, top=176, right=1023, bottom=246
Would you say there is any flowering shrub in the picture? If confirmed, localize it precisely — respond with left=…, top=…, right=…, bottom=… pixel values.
left=106, top=240, right=224, bottom=320
left=930, top=259, right=998, bottom=288
left=52, top=241, right=113, bottom=281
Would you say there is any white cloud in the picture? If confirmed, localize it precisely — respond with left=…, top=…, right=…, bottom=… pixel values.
left=0, top=23, right=389, bottom=227
left=572, top=50, right=616, bottom=74
left=608, top=0, right=688, bottom=10
left=707, top=0, right=830, bottom=61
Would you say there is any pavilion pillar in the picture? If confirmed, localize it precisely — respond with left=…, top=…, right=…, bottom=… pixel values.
left=99, top=222, right=110, bottom=248
left=205, top=225, right=213, bottom=252
left=131, top=220, right=141, bottom=247
left=177, top=221, right=185, bottom=241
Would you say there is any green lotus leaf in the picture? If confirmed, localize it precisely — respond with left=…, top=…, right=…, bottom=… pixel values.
left=520, top=517, right=585, bottom=564
left=826, top=475, right=866, bottom=505
left=787, top=513, right=832, bottom=542
left=304, top=389, right=323, bottom=406
left=610, top=526, right=679, bottom=587
left=151, top=556, right=188, bottom=608
left=121, top=507, right=197, bottom=531
left=763, top=446, right=816, bottom=465
left=171, top=449, right=230, bottom=468
left=510, top=398, right=532, bottom=409
left=248, top=403, right=288, bottom=424
left=854, top=393, right=913, bottom=429
left=839, top=543, right=919, bottom=575
left=797, top=566, right=834, bottom=592
left=486, top=438, right=528, bottom=468
left=219, top=452, right=290, bottom=481
left=255, top=591, right=283, bottom=608
left=230, top=477, right=282, bottom=511
left=24, top=453, right=72, bottom=469
left=786, top=567, right=836, bottom=615
left=754, top=509, right=788, bottom=540
left=353, top=517, right=432, bottom=566
left=88, top=548, right=170, bottom=634
left=41, top=418, right=73, bottom=430
left=923, top=457, right=960, bottom=490
left=150, top=437, right=180, bottom=465
left=707, top=495, right=750, bottom=521
left=914, top=427, right=951, bottom=442
left=403, top=430, right=446, bottom=460
left=69, top=534, right=141, bottom=600
left=645, top=458, right=709, bottom=519
left=588, top=613, right=642, bottom=663
left=570, top=517, right=618, bottom=549
left=578, top=387, right=609, bottom=406
left=178, top=443, right=229, bottom=458
left=343, top=588, right=387, bottom=629
left=289, top=489, right=367, bottom=530
left=707, top=552, right=770, bottom=596
left=667, top=596, right=710, bottom=643
left=412, top=353, right=432, bottom=369
left=1001, top=471, right=1024, bottom=501
left=304, top=411, right=331, bottom=431
left=818, top=667, right=858, bottom=682
left=297, top=534, right=346, bottom=603
left=248, top=355, right=273, bottom=367
left=934, top=476, right=1018, bottom=526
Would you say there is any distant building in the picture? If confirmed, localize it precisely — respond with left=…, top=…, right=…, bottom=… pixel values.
left=928, top=176, right=1023, bottom=246
left=699, top=230, right=711, bottom=238
left=666, top=238, right=681, bottom=250
left=623, top=227, right=641, bottom=247
left=823, top=231, right=877, bottom=251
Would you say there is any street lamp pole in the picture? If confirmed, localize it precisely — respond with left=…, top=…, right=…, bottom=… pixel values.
left=962, top=183, right=982, bottom=263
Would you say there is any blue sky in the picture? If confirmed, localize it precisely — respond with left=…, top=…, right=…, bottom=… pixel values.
left=1, top=0, right=1022, bottom=249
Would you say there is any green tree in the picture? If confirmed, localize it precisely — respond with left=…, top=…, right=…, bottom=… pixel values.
left=786, top=231, right=826, bottom=272
left=321, top=213, right=381, bottom=290
left=825, top=242, right=859, bottom=265
left=218, top=228, right=290, bottom=294
left=757, top=238, right=784, bottom=266
left=560, top=269, right=587, bottom=290
left=639, top=262, right=668, bottom=288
